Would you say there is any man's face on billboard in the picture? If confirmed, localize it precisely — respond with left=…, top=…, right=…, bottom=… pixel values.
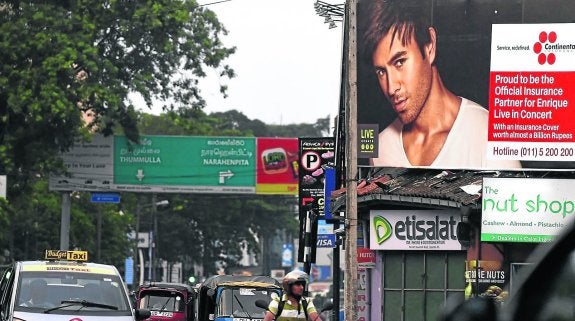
left=372, top=27, right=434, bottom=125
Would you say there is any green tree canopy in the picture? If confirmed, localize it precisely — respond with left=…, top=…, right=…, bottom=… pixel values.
left=0, top=0, right=235, bottom=195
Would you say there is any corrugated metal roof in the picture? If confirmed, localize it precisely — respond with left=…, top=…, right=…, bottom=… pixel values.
left=329, top=168, right=571, bottom=212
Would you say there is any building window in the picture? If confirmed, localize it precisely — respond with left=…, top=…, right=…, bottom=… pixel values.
left=382, top=251, right=465, bottom=321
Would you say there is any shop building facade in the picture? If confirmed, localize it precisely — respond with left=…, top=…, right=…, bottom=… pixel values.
left=330, top=168, right=575, bottom=321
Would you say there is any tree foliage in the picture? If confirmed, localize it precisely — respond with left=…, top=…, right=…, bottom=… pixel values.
left=0, top=0, right=334, bottom=277
left=210, top=110, right=332, bottom=137
left=4, top=179, right=130, bottom=268
left=0, top=0, right=235, bottom=196
left=150, top=194, right=298, bottom=275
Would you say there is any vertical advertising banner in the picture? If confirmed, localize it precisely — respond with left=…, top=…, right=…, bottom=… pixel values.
left=255, top=138, right=299, bottom=195
left=298, top=137, right=336, bottom=216
left=488, top=24, right=575, bottom=162
left=356, top=0, right=575, bottom=170
left=357, top=268, right=369, bottom=320
left=0, top=175, right=6, bottom=199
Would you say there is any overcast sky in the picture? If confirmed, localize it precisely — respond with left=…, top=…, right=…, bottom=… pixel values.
left=139, top=0, right=344, bottom=126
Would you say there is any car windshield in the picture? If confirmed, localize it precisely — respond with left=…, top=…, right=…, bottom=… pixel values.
left=217, top=287, right=279, bottom=318
left=139, top=291, right=185, bottom=312
left=14, top=271, right=131, bottom=315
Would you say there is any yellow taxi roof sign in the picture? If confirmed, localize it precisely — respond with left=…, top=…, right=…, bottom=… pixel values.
left=45, top=250, right=88, bottom=262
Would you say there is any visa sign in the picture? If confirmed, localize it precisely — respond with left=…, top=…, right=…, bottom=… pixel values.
left=317, top=234, right=336, bottom=248
left=370, top=210, right=462, bottom=251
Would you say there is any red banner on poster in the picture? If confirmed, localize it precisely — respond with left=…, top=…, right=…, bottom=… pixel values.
left=256, top=138, right=298, bottom=195
left=489, top=71, right=575, bottom=143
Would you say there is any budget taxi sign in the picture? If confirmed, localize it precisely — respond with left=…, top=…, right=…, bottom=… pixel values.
left=369, top=210, right=462, bottom=250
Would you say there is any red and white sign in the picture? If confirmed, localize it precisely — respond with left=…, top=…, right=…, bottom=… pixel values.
left=357, top=248, right=376, bottom=268
left=488, top=23, right=575, bottom=162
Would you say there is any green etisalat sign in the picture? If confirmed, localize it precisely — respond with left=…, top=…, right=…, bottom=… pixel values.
left=114, top=136, right=256, bottom=187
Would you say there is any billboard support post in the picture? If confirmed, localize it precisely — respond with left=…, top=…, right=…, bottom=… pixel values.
left=344, top=0, right=358, bottom=320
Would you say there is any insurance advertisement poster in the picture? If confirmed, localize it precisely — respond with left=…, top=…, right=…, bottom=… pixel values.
left=369, top=210, right=462, bottom=251
left=356, top=0, right=575, bottom=170
left=488, top=24, right=575, bottom=162
left=481, top=177, right=575, bottom=242
left=255, top=138, right=299, bottom=195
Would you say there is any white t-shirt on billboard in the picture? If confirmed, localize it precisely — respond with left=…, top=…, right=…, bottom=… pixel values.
left=370, top=98, right=521, bottom=170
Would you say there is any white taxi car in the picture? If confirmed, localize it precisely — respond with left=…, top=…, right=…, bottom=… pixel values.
left=0, top=250, right=150, bottom=321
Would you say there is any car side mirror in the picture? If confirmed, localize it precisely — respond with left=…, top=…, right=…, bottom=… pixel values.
left=320, top=302, right=334, bottom=313
left=187, top=290, right=197, bottom=302
left=439, top=296, right=497, bottom=321
left=255, top=299, right=269, bottom=310
left=135, top=308, right=151, bottom=321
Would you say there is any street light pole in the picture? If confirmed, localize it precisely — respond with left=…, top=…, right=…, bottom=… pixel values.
left=152, top=193, right=158, bottom=281
left=133, top=196, right=168, bottom=284
left=133, top=197, right=142, bottom=289
left=313, top=2, right=346, bottom=320
left=97, top=206, right=102, bottom=262
left=314, top=0, right=344, bottom=29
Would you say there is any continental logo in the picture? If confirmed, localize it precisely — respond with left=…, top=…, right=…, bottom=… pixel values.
left=373, top=216, right=392, bottom=244
left=533, top=30, right=575, bottom=65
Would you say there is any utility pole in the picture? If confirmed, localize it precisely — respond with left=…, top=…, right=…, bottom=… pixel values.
left=344, top=0, right=359, bottom=320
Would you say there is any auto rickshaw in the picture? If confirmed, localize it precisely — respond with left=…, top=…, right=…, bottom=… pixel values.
left=136, top=282, right=197, bottom=321
left=195, top=275, right=282, bottom=321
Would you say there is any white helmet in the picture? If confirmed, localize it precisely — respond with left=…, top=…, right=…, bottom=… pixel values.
left=282, top=270, right=309, bottom=294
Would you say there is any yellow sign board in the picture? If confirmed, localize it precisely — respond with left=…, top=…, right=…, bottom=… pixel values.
left=44, top=250, right=88, bottom=261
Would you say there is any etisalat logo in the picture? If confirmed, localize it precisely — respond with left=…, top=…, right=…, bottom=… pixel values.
left=373, top=216, right=392, bottom=244
left=533, top=30, right=575, bottom=65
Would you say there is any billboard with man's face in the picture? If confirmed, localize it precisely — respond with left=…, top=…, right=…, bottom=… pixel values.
left=357, top=0, right=575, bottom=170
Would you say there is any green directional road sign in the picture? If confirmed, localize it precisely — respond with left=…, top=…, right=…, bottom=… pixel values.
left=114, top=136, right=256, bottom=190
